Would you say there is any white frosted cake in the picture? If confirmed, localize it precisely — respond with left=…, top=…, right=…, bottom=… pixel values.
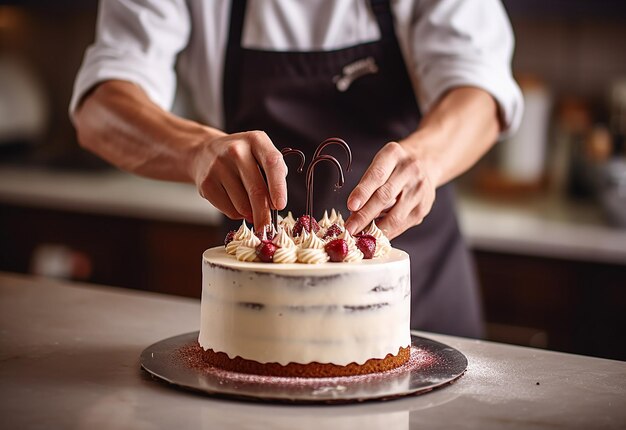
left=198, top=211, right=411, bottom=377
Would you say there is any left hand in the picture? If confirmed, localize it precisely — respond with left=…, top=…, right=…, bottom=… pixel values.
left=344, top=141, right=438, bottom=240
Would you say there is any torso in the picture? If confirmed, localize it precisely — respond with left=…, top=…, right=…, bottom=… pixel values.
left=219, top=0, right=483, bottom=338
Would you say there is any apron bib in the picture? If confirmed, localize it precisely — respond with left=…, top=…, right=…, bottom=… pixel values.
left=221, top=0, right=483, bottom=337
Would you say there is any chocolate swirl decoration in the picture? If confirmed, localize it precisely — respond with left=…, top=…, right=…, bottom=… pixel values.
left=274, top=148, right=306, bottom=230
left=313, top=137, right=352, bottom=173
left=305, top=154, right=345, bottom=221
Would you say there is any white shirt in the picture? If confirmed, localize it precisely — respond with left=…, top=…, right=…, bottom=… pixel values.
left=71, top=0, right=523, bottom=137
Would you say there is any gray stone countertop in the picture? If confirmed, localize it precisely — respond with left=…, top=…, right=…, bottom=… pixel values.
left=0, top=272, right=625, bottom=429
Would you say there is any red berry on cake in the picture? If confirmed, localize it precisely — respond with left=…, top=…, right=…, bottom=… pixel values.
left=356, top=234, right=376, bottom=259
left=323, top=223, right=342, bottom=239
left=325, top=238, right=348, bottom=262
left=256, top=241, right=278, bottom=263
left=224, top=230, right=236, bottom=247
left=293, top=215, right=320, bottom=236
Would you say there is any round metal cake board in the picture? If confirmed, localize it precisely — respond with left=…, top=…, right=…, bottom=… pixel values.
left=140, top=332, right=467, bottom=404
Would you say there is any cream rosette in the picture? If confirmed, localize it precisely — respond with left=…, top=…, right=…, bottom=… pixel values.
left=318, top=210, right=332, bottom=229
left=338, top=229, right=364, bottom=262
left=280, top=211, right=296, bottom=228
left=334, top=212, right=345, bottom=226
left=296, top=229, right=329, bottom=264
left=364, top=220, right=392, bottom=258
left=235, top=234, right=261, bottom=262
left=327, top=208, right=345, bottom=226
left=293, top=227, right=309, bottom=246
left=226, top=221, right=252, bottom=255
left=328, top=208, right=338, bottom=224
left=271, top=228, right=297, bottom=264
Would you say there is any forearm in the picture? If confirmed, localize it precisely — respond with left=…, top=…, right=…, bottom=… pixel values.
left=73, top=80, right=223, bottom=182
left=401, top=87, right=501, bottom=187
left=74, top=80, right=288, bottom=229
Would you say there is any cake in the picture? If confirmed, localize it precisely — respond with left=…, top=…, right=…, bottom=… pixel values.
left=198, top=210, right=411, bottom=377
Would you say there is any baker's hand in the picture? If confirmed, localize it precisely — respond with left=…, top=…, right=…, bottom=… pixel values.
left=190, top=130, right=288, bottom=231
left=344, top=141, right=437, bottom=240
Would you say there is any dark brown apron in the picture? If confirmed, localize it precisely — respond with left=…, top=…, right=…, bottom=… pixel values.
left=221, top=0, right=483, bottom=337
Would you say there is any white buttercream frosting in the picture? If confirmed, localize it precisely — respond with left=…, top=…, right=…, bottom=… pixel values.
left=199, top=247, right=411, bottom=366
left=226, top=221, right=252, bottom=255
left=236, top=235, right=261, bottom=262
left=272, top=228, right=297, bottom=264
left=329, top=208, right=338, bottom=223
left=273, top=247, right=297, bottom=264
left=335, top=212, right=345, bottom=226
left=318, top=210, right=331, bottom=229
left=272, top=227, right=296, bottom=249
left=339, top=229, right=364, bottom=262
left=297, top=231, right=328, bottom=264
left=293, top=228, right=308, bottom=246
left=280, top=211, right=296, bottom=228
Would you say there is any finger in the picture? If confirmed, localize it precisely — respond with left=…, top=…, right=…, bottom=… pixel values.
left=220, top=170, right=253, bottom=220
left=236, top=153, right=272, bottom=231
left=347, top=142, right=402, bottom=212
left=248, top=131, right=288, bottom=210
left=378, top=182, right=435, bottom=239
left=344, top=167, right=408, bottom=235
left=199, top=179, right=242, bottom=220
left=376, top=192, right=416, bottom=240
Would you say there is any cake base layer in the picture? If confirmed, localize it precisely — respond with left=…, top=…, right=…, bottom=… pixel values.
left=200, top=345, right=411, bottom=378
left=200, top=247, right=411, bottom=367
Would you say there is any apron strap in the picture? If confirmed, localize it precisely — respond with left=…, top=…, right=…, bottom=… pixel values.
left=224, top=0, right=247, bottom=122
left=369, top=0, right=397, bottom=39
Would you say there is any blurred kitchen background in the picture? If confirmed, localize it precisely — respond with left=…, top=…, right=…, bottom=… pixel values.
left=1, top=1, right=625, bottom=360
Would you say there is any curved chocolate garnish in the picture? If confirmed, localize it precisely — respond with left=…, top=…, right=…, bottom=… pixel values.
left=280, top=147, right=306, bottom=172
left=313, top=137, right=352, bottom=172
left=305, top=154, right=345, bottom=219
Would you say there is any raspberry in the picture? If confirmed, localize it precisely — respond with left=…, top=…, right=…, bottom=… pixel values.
left=256, top=241, right=278, bottom=263
left=356, top=234, right=376, bottom=259
left=325, top=238, right=348, bottom=262
left=323, top=223, right=342, bottom=239
left=293, top=215, right=320, bottom=236
left=224, top=230, right=236, bottom=247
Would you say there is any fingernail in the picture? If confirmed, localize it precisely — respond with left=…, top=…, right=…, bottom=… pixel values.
left=349, top=198, right=362, bottom=212
left=276, top=197, right=286, bottom=210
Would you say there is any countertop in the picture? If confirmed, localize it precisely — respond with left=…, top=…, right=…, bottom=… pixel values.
left=1, top=272, right=625, bottom=430
left=2, top=165, right=626, bottom=264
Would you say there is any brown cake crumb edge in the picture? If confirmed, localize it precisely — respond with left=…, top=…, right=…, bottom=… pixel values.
left=200, top=345, right=411, bottom=378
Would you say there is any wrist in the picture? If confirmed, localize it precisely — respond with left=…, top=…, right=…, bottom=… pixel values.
left=184, top=124, right=226, bottom=184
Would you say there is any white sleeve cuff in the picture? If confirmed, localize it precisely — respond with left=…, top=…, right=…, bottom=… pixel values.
left=418, top=59, right=524, bottom=139
left=69, top=46, right=177, bottom=121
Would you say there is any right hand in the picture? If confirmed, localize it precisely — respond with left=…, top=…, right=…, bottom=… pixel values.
left=189, top=130, right=288, bottom=231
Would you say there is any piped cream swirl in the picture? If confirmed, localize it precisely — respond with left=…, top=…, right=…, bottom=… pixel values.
left=272, top=228, right=297, bottom=263
left=339, top=229, right=364, bottom=262
left=280, top=211, right=296, bottom=228
left=297, top=230, right=328, bottom=264
left=227, top=221, right=252, bottom=255
left=335, top=212, right=345, bottom=226
left=236, top=235, right=261, bottom=262
left=318, top=210, right=331, bottom=229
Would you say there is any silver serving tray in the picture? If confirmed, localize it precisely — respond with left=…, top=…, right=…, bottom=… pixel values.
left=140, top=332, right=467, bottom=404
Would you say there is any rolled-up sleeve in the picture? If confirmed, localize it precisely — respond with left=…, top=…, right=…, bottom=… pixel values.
left=412, top=0, right=523, bottom=137
left=69, top=0, right=190, bottom=119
